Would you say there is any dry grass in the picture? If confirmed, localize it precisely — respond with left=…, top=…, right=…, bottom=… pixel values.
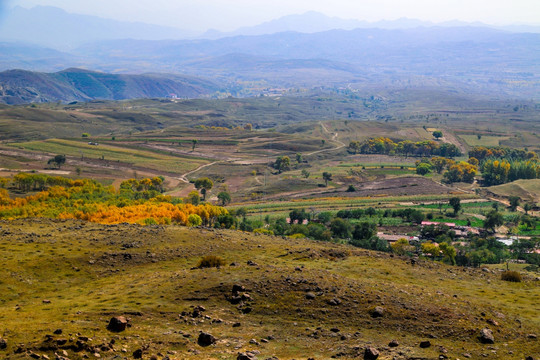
left=0, top=218, right=538, bottom=359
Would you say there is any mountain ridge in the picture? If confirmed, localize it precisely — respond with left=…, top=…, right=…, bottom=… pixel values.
left=0, top=68, right=220, bottom=104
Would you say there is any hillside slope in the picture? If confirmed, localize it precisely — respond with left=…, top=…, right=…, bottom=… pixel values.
left=0, top=218, right=537, bottom=359
left=0, top=68, right=220, bottom=104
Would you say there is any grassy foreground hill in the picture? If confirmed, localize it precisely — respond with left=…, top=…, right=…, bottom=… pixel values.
left=0, top=218, right=538, bottom=359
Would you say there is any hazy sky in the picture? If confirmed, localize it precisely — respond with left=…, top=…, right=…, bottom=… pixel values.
left=4, top=0, right=540, bottom=31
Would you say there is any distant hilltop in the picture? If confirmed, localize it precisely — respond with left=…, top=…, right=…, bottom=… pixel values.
left=0, top=68, right=220, bottom=105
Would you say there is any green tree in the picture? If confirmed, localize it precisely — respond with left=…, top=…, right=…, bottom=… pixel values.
left=234, top=207, right=247, bottom=220
left=330, top=217, right=352, bottom=239
left=296, top=153, right=303, bottom=164
left=521, top=215, right=536, bottom=230
left=449, top=197, right=461, bottom=216
left=217, top=191, right=231, bottom=206
left=508, top=196, right=520, bottom=212
left=416, top=163, right=432, bottom=176
left=192, top=139, right=198, bottom=151
left=352, top=221, right=376, bottom=241
left=289, top=208, right=308, bottom=224
left=187, top=190, right=200, bottom=205
left=432, top=130, right=443, bottom=140
left=187, top=214, right=202, bottom=227
left=439, top=242, right=457, bottom=265
left=194, top=177, right=213, bottom=200
left=274, top=156, right=291, bottom=173
left=301, top=169, right=310, bottom=179
left=484, top=210, right=504, bottom=232
left=47, top=154, right=66, bottom=169
left=391, top=238, right=411, bottom=255
left=421, top=242, right=440, bottom=257
left=322, top=172, right=332, bottom=187
left=523, top=203, right=532, bottom=215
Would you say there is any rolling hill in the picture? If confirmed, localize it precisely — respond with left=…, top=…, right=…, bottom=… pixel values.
left=0, top=218, right=538, bottom=360
left=0, top=68, right=221, bottom=104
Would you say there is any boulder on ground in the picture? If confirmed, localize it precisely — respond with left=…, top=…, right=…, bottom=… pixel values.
left=198, top=332, right=217, bottom=347
left=389, top=339, right=399, bottom=347
left=237, top=351, right=257, bottom=360
left=371, top=306, right=384, bottom=318
left=364, top=346, right=379, bottom=360
left=133, top=348, right=143, bottom=359
left=479, top=328, right=495, bottom=344
left=0, top=337, right=7, bottom=349
left=107, top=316, right=128, bottom=332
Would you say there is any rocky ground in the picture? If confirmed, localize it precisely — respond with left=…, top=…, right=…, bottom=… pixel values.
left=0, top=218, right=538, bottom=360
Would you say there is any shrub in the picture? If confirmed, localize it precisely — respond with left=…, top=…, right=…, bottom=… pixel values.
left=501, top=270, right=522, bottom=282
left=254, top=228, right=274, bottom=235
left=197, top=255, right=225, bottom=269
left=187, top=214, right=202, bottom=227
left=289, top=233, right=306, bottom=239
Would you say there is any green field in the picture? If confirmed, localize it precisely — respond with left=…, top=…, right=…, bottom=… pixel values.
left=459, top=134, right=510, bottom=147
left=9, top=139, right=209, bottom=174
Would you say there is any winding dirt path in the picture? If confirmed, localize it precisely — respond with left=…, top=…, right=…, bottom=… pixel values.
left=177, top=161, right=219, bottom=183
left=306, top=122, right=346, bottom=156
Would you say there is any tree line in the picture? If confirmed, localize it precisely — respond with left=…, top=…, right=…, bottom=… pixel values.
left=348, top=137, right=461, bottom=158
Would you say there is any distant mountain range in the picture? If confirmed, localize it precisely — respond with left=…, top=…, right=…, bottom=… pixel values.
left=0, top=6, right=197, bottom=50
left=0, top=68, right=220, bottom=104
left=0, top=6, right=539, bottom=102
left=2, top=6, right=540, bottom=50
left=202, top=11, right=540, bottom=39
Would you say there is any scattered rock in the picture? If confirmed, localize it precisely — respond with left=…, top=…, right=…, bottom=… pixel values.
left=420, top=340, right=431, bottom=348
left=53, top=329, right=62, bottom=335
left=42, top=299, right=51, bottom=304
left=364, top=346, right=379, bottom=360
left=133, top=348, right=143, bottom=359
left=486, top=319, right=499, bottom=326
left=527, top=334, right=537, bottom=339
left=388, top=340, right=399, bottom=347
left=370, top=306, right=384, bottom=318
left=107, top=316, right=128, bottom=332
left=305, top=292, right=316, bottom=300
left=327, top=298, right=342, bottom=306
left=232, top=322, right=241, bottom=327
left=237, top=352, right=257, bottom=360
left=198, top=332, right=217, bottom=347
left=192, top=305, right=206, bottom=318
left=232, top=284, right=246, bottom=293
left=479, top=328, right=495, bottom=344
left=0, top=337, right=6, bottom=350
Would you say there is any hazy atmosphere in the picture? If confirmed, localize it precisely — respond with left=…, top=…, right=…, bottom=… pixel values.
left=0, top=0, right=539, bottom=359
left=4, top=0, right=540, bottom=31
